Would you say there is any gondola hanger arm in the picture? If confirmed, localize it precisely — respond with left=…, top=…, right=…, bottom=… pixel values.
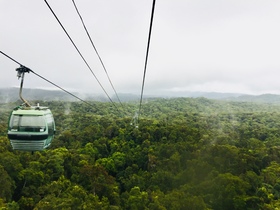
left=16, top=66, right=31, bottom=107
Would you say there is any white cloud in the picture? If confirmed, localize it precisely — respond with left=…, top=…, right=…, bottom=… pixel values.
left=1, top=0, right=280, bottom=96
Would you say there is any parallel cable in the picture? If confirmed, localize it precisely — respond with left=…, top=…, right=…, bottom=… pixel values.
left=138, top=0, right=156, bottom=115
left=1, top=50, right=98, bottom=109
left=71, top=0, right=124, bottom=109
left=0, top=51, right=22, bottom=66
left=31, top=71, right=95, bottom=108
left=43, top=0, right=121, bottom=114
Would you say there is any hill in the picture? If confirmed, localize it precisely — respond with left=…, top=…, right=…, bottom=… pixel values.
left=227, top=93, right=280, bottom=103
left=0, top=87, right=109, bottom=103
left=2, top=87, right=280, bottom=104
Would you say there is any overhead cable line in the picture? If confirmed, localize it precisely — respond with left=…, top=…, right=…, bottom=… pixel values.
left=43, top=0, right=121, bottom=115
left=71, top=0, right=124, bottom=110
left=0, top=50, right=97, bottom=109
left=138, top=0, right=156, bottom=116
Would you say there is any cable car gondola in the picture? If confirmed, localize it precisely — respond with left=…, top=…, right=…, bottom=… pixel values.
left=7, top=65, right=56, bottom=151
left=8, top=105, right=55, bottom=151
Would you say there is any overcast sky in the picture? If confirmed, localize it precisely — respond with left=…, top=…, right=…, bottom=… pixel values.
left=1, top=0, right=280, bottom=96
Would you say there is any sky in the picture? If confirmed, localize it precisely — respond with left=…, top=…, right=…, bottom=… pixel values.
left=1, top=0, right=280, bottom=97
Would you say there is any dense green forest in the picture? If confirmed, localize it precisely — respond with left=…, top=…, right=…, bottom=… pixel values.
left=1, top=97, right=280, bottom=209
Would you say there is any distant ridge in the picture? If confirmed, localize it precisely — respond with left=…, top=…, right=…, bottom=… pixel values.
left=0, top=87, right=74, bottom=103
left=150, top=91, right=244, bottom=99
left=227, top=93, right=280, bottom=104
left=0, top=88, right=106, bottom=103
left=1, top=87, right=280, bottom=104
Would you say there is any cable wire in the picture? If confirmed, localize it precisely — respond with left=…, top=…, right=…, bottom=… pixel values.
left=71, top=0, right=124, bottom=110
left=0, top=50, right=99, bottom=109
left=138, top=0, right=156, bottom=115
left=0, top=51, right=22, bottom=66
left=43, top=0, right=121, bottom=114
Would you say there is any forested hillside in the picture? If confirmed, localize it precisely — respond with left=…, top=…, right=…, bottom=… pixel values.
left=1, top=97, right=280, bottom=209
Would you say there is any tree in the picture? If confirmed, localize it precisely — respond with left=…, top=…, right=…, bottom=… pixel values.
left=122, top=186, right=149, bottom=210
left=207, top=173, right=250, bottom=210
left=161, top=189, right=207, bottom=210
left=0, top=165, right=14, bottom=202
left=79, top=163, right=119, bottom=205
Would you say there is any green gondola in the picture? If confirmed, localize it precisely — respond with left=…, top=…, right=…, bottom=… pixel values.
left=7, top=105, right=56, bottom=151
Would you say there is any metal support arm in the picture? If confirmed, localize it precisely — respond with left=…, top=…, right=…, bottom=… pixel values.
left=16, top=66, right=31, bottom=107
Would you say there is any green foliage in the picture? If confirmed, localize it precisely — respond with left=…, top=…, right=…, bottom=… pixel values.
left=2, top=98, right=280, bottom=209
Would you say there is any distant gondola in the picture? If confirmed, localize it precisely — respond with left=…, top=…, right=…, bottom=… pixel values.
left=7, top=105, right=56, bottom=151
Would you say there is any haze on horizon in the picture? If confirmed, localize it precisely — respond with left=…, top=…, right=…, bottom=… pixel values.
left=1, top=0, right=280, bottom=97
